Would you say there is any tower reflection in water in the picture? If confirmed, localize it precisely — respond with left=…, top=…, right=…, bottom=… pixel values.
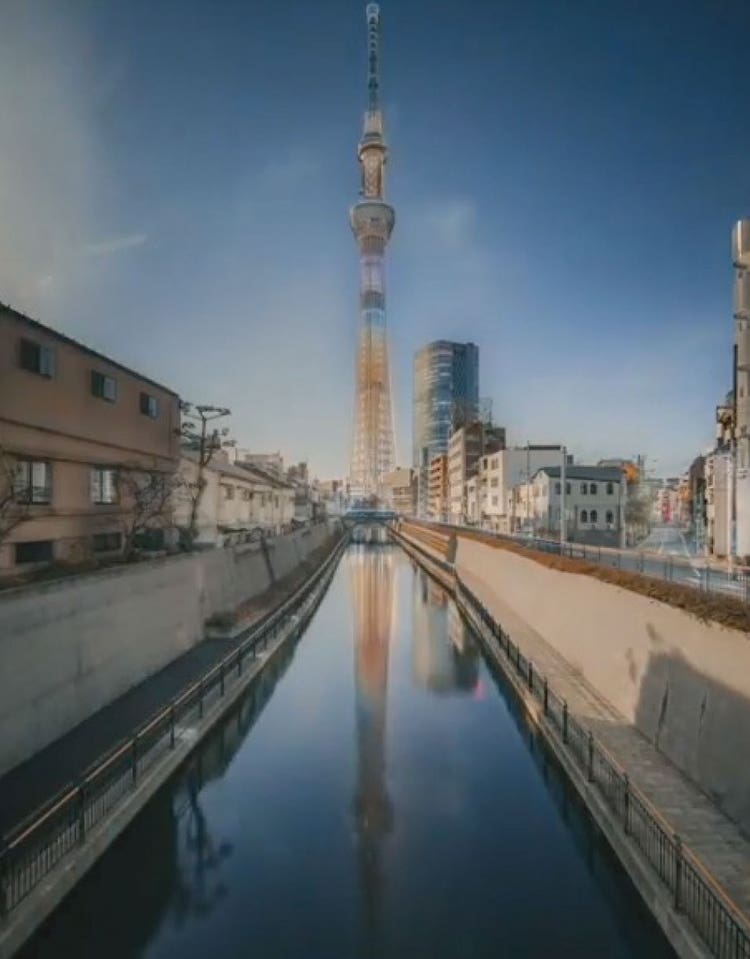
left=412, top=569, right=479, bottom=695
left=349, top=543, right=396, bottom=946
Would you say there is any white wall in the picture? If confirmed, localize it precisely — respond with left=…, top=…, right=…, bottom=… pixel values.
left=0, top=522, right=338, bottom=777
left=455, top=535, right=750, bottom=834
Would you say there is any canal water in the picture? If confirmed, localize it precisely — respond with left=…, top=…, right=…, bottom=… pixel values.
left=21, top=545, right=676, bottom=959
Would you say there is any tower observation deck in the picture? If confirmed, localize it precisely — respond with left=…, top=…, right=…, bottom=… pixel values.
left=349, top=2, right=396, bottom=499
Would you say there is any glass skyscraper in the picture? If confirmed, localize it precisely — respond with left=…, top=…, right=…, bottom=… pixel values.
left=412, top=341, right=479, bottom=514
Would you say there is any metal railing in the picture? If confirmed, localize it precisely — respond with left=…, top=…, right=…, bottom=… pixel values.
left=454, top=572, right=750, bottom=959
left=424, top=520, right=750, bottom=603
left=0, top=534, right=347, bottom=921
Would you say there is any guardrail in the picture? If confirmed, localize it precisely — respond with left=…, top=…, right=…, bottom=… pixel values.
left=0, top=533, right=347, bottom=921
left=455, top=572, right=750, bottom=959
left=422, top=520, right=750, bottom=603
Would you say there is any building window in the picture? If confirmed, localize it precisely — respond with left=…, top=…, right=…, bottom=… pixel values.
left=223, top=485, right=235, bottom=500
left=565, top=482, right=571, bottom=495
left=580, top=509, right=588, bottom=523
left=139, top=392, right=159, bottom=418
left=606, top=510, right=614, bottom=524
left=14, top=460, right=52, bottom=504
left=490, top=477, right=499, bottom=488
left=606, top=482, right=614, bottom=495
left=590, top=483, right=598, bottom=495
left=590, top=509, right=598, bottom=523
left=91, top=370, right=117, bottom=402
left=91, top=467, right=118, bottom=504
left=242, top=489, right=252, bottom=501
left=555, top=482, right=561, bottom=494
left=580, top=483, right=588, bottom=495
left=491, top=496, right=498, bottom=506
left=15, top=540, right=54, bottom=565
left=19, top=338, right=55, bottom=378
left=92, top=531, right=123, bottom=553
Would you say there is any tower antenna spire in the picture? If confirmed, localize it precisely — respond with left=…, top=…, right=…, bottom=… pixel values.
left=366, top=3, right=381, bottom=111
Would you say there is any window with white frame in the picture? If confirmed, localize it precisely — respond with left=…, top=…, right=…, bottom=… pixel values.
left=580, top=509, right=588, bottom=523
left=91, top=370, right=117, bottom=402
left=19, top=338, right=55, bottom=378
left=91, top=467, right=117, bottom=504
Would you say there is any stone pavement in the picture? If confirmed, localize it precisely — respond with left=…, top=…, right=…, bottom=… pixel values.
left=461, top=565, right=750, bottom=921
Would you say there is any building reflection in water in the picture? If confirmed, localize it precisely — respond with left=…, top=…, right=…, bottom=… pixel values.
left=412, top=569, right=479, bottom=695
left=349, top=544, right=397, bottom=949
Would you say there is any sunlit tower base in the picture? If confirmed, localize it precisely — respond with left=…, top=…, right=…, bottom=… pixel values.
left=349, top=3, right=396, bottom=501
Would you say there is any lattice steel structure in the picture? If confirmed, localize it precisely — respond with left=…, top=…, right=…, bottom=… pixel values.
left=349, top=3, right=396, bottom=498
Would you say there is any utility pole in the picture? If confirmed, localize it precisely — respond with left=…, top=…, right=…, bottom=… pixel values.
left=560, top=445, right=567, bottom=548
left=526, top=441, right=531, bottom=537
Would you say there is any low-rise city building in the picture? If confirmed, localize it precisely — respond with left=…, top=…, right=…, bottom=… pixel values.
left=381, top=467, right=417, bottom=515
left=511, top=465, right=625, bottom=546
left=175, top=450, right=295, bottom=546
left=481, top=445, right=567, bottom=532
left=447, top=421, right=505, bottom=524
left=0, top=305, right=180, bottom=573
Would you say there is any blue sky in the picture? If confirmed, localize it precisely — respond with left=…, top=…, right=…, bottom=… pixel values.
left=1, top=0, right=748, bottom=478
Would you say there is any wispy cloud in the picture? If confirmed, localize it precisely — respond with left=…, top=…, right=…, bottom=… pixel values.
left=83, top=233, right=148, bottom=257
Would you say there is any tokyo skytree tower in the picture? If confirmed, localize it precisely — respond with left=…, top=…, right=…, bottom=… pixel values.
left=349, top=3, right=396, bottom=498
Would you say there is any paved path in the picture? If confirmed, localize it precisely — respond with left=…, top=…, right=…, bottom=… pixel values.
left=462, top=565, right=750, bottom=921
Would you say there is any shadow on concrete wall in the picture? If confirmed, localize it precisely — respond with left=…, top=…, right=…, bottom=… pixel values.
left=633, top=643, right=750, bottom=838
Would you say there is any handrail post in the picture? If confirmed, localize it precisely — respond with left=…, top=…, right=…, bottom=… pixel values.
left=587, top=731, right=594, bottom=782
left=0, top=842, right=8, bottom=919
left=77, top=781, right=86, bottom=843
left=562, top=702, right=568, bottom=743
left=528, top=660, right=534, bottom=691
left=674, top=834, right=683, bottom=911
left=623, top=774, right=630, bottom=835
left=543, top=678, right=548, bottom=715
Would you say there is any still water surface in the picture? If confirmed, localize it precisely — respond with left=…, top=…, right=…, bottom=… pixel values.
left=22, top=545, right=676, bottom=959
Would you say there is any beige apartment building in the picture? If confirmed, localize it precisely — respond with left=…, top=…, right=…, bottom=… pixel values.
left=428, top=454, right=449, bottom=521
left=175, top=451, right=296, bottom=546
left=0, top=305, right=180, bottom=572
left=381, top=467, right=417, bottom=515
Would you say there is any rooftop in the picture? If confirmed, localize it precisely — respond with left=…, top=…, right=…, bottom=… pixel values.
left=535, top=465, right=623, bottom=482
left=1, top=301, right=180, bottom=397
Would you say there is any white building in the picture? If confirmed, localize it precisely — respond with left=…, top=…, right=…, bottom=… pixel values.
left=447, top=422, right=505, bottom=524
left=511, top=465, right=625, bottom=546
left=175, top=451, right=294, bottom=546
left=481, top=446, right=567, bottom=533
left=705, top=451, right=732, bottom=557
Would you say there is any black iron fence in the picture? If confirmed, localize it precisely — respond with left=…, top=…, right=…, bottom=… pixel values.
left=0, top=534, right=347, bottom=921
left=454, top=572, right=750, bottom=959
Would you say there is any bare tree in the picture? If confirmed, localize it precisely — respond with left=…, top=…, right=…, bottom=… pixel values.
left=0, top=446, right=29, bottom=547
left=179, top=403, right=232, bottom=545
left=116, top=468, right=181, bottom=560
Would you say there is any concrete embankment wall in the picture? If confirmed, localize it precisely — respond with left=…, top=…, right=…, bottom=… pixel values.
left=0, top=522, right=339, bottom=779
left=450, top=534, right=750, bottom=835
